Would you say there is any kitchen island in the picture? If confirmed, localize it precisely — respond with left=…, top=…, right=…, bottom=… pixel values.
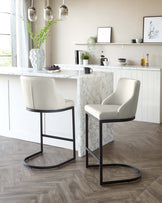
left=58, top=64, right=162, bottom=123
left=0, top=67, right=113, bottom=157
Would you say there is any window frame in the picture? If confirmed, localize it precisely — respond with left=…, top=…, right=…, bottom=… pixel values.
left=0, top=0, right=17, bottom=67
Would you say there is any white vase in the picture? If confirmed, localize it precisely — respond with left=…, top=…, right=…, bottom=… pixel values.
left=29, top=49, right=45, bottom=71
left=83, top=59, right=88, bottom=66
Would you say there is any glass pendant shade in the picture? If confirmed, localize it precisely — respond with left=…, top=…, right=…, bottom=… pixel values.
left=44, top=6, right=53, bottom=21
left=28, top=0, right=37, bottom=22
left=44, top=0, right=53, bottom=21
left=59, top=0, right=68, bottom=20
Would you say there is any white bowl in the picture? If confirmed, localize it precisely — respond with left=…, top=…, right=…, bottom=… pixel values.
left=117, top=61, right=127, bottom=65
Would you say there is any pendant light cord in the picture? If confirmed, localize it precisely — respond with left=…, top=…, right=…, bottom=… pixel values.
left=31, top=0, right=34, bottom=7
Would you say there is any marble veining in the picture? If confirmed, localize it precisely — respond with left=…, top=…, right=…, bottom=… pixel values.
left=77, top=73, right=113, bottom=157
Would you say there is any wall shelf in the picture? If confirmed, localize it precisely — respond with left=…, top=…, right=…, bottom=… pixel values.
left=75, top=42, right=162, bottom=46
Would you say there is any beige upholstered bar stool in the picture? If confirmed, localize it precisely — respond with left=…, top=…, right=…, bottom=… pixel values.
left=20, top=76, right=75, bottom=169
left=85, top=78, right=141, bottom=185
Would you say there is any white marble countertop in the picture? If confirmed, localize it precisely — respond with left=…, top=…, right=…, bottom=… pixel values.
left=0, top=64, right=161, bottom=79
left=0, top=67, right=81, bottom=79
left=0, top=67, right=105, bottom=79
left=57, top=64, right=162, bottom=71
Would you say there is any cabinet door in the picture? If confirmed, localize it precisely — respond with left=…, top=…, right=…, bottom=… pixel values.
left=142, top=70, right=160, bottom=123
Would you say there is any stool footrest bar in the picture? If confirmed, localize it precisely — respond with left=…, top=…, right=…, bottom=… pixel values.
left=86, top=147, right=142, bottom=185
left=86, top=147, right=100, bottom=163
left=42, top=134, right=73, bottom=142
left=24, top=151, right=75, bottom=169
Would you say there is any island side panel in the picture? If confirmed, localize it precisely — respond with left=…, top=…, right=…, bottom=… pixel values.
left=77, top=72, right=113, bottom=157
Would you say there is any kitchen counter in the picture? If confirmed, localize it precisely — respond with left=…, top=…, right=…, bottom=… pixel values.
left=0, top=67, right=113, bottom=157
left=55, top=64, right=162, bottom=71
left=0, top=67, right=81, bottom=79
left=0, top=64, right=162, bottom=157
left=0, top=64, right=161, bottom=78
left=31, top=63, right=162, bottom=124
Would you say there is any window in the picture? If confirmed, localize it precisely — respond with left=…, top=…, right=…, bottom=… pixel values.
left=0, top=0, right=16, bottom=67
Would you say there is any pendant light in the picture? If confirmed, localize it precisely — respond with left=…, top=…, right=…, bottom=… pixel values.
left=44, top=0, right=53, bottom=21
left=28, top=0, right=37, bottom=22
left=59, top=0, right=68, bottom=20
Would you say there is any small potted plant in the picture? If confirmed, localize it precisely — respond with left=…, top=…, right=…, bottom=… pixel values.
left=82, top=54, right=89, bottom=65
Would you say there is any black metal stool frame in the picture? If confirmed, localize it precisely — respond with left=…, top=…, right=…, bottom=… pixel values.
left=85, top=112, right=142, bottom=185
left=24, top=106, right=76, bottom=169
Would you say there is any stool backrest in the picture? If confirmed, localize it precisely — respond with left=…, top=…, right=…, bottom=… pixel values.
left=20, top=76, right=66, bottom=110
left=103, top=78, right=140, bottom=119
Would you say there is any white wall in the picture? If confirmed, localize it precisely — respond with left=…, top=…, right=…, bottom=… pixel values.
left=43, top=0, right=162, bottom=67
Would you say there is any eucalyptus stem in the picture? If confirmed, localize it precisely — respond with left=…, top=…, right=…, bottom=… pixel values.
left=26, top=19, right=59, bottom=49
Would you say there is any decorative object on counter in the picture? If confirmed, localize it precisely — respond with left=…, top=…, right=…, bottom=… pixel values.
left=103, top=58, right=109, bottom=66
left=44, top=0, right=53, bottom=21
left=84, top=67, right=93, bottom=74
left=44, top=65, right=61, bottom=73
left=136, top=38, right=143, bottom=43
left=143, top=16, right=162, bottom=43
left=75, top=50, right=79, bottom=64
left=146, top=53, right=149, bottom=67
left=100, top=51, right=105, bottom=66
left=59, top=0, right=68, bottom=20
left=97, top=27, right=112, bottom=43
left=26, top=19, right=59, bottom=71
left=87, top=36, right=97, bottom=44
left=82, top=54, right=89, bottom=66
left=29, top=49, right=45, bottom=71
left=131, top=39, right=136, bottom=43
left=141, top=55, right=145, bottom=67
left=78, top=50, right=86, bottom=65
left=117, top=58, right=127, bottom=65
left=28, top=0, right=37, bottom=22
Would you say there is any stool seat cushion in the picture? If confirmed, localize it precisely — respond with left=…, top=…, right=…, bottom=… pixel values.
left=64, top=99, right=74, bottom=109
left=85, top=78, right=140, bottom=121
left=85, top=104, right=120, bottom=120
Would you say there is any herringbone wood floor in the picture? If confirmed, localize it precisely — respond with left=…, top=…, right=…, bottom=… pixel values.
left=0, top=121, right=162, bottom=203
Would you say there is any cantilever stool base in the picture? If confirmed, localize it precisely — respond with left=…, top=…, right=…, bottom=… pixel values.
left=24, top=107, right=76, bottom=170
left=85, top=113, right=142, bottom=186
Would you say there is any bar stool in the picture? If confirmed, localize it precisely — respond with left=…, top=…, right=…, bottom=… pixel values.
left=85, top=78, right=141, bottom=185
left=20, top=76, right=75, bottom=169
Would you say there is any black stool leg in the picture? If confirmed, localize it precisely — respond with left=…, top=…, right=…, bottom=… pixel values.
left=40, top=112, right=43, bottom=152
left=85, top=113, right=142, bottom=186
left=24, top=107, right=76, bottom=169
left=72, top=107, right=76, bottom=159
left=99, top=121, right=103, bottom=185
left=86, top=113, right=89, bottom=168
